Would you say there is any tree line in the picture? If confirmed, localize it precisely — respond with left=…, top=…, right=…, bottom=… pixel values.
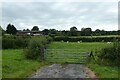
left=1, top=24, right=120, bottom=36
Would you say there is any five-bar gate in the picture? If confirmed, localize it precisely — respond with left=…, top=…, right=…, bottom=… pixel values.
left=44, top=49, right=89, bottom=63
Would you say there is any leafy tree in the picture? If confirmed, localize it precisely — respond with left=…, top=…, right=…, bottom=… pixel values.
left=118, top=30, right=120, bottom=35
left=81, top=27, right=92, bottom=36
left=6, top=24, right=17, bottom=35
left=23, top=29, right=26, bottom=31
left=31, top=26, right=39, bottom=31
left=49, top=29, right=57, bottom=34
left=48, top=29, right=57, bottom=37
left=95, top=29, right=101, bottom=36
left=69, top=26, right=78, bottom=36
left=23, top=28, right=30, bottom=31
left=101, top=29, right=106, bottom=35
left=42, top=29, right=49, bottom=35
left=26, top=28, right=30, bottom=31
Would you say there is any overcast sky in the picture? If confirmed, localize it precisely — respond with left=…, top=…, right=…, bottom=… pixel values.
left=1, top=1, right=118, bottom=31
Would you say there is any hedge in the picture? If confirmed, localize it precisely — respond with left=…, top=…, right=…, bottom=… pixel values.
left=53, top=36, right=120, bottom=42
left=97, top=41, right=120, bottom=66
left=24, top=36, right=52, bottom=60
left=2, top=36, right=29, bottom=49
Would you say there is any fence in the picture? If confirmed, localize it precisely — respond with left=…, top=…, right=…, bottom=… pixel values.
left=44, top=49, right=89, bottom=63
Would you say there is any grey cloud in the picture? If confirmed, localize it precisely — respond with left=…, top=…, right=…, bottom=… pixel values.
left=2, top=2, right=118, bottom=31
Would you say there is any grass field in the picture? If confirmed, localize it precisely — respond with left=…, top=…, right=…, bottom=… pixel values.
left=2, top=49, right=47, bottom=78
left=48, top=42, right=112, bottom=51
left=2, top=42, right=118, bottom=78
left=46, top=42, right=112, bottom=63
left=47, top=42, right=119, bottom=78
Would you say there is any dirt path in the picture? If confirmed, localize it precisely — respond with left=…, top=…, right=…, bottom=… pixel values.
left=29, top=64, right=97, bottom=78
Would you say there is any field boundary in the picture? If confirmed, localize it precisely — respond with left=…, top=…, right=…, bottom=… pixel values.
left=44, top=49, right=89, bottom=63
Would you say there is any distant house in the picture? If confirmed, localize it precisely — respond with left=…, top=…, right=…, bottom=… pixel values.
left=16, top=31, right=42, bottom=36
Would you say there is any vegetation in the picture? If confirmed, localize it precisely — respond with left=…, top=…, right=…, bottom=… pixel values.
left=48, top=42, right=112, bottom=51
left=2, top=35, right=53, bottom=49
left=2, top=49, right=48, bottom=78
left=48, top=42, right=119, bottom=78
left=31, top=26, right=39, bottom=31
left=2, top=35, right=52, bottom=78
left=96, top=41, right=120, bottom=66
left=47, top=42, right=112, bottom=63
left=24, top=37, right=48, bottom=60
left=6, top=24, right=17, bottom=35
left=88, top=63, right=119, bottom=78
left=2, top=35, right=29, bottom=49
left=54, top=36, right=120, bottom=42
left=87, top=41, right=120, bottom=78
left=1, top=23, right=119, bottom=78
left=69, top=26, right=78, bottom=36
left=1, top=24, right=120, bottom=36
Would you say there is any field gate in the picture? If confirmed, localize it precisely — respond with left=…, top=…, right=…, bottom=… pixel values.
left=44, top=49, right=89, bottom=63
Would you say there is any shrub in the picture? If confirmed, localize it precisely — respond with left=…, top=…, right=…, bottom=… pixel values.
left=46, top=36, right=53, bottom=44
left=24, top=37, right=48, bottom=60
left=97, top=41, right=120, bottom=66
left=2, top=36, right=29, bottom=49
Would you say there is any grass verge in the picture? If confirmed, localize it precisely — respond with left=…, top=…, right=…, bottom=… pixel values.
left=2, top=49, right=48, bottom=78
left=87, top=63, right=119, bottom=78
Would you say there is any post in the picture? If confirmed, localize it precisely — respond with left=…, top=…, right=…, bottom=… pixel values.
left=89, top=51, right=95, bottom=60
left=44, top=49, right=46, bottom=60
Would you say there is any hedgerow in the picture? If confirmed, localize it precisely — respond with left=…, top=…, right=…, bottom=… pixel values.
left=97, top=41, right=120, bottom=66
left=53, top=36, right=120, bottom=42
left=24, top=36, right=52, bottom=60
left=2, top=36, right=29, bottom=49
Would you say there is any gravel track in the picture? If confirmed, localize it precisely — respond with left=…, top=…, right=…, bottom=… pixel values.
left=29, top=64, right=96, bottom=78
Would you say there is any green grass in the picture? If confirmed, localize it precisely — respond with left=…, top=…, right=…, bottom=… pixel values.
left=47, top=42, right=112, bottom=63
left=2, top=42, right=118, bottom=78
left=88, top=63, right=119, bottom=78
left=47, top=42, right=119, bottom=78
left=48, top=42, right=112, bottom=51
left=2, top=49, right=47, bottom=78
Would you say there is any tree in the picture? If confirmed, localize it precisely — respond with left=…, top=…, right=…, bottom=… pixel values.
left=42, top=29, right=49, bottom=35
left=23, top=28, right=30, bottom=31
left=48, top=29, right=57, bottom=37
left=49, top=29, right=57, bottom=34
left=26, top=28, right=30, bottom=31
left=23, top=29, right=26, bottom=31
left=95, top=29, right=101, bottom=36
left=101, top=29, right=106, bottom=35
left=6, top=24, right=17, bottom=35
left=69, top=26, right=78, bottom=36
left=31, top=26, right=39, bottom=31
left=81, top=27, right=92, bottom=36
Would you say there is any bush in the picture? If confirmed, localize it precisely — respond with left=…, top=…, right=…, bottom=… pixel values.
left=46, top=36, right=53, bottom=44
left=97, top=41, right=120, bottom=66
left=2, top=36, right=29, bottom=49
left=24, top=37, right=48, bottom=60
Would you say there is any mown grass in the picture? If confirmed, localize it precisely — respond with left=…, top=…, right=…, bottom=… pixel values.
left=48, top=42, right=118, bottom=78
left=48, top=42, right=112, bottom=51
left=2, top=49, right=47, bottom=78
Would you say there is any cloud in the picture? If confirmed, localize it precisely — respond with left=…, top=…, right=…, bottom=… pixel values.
left=1, top=2, right=118, bottom=31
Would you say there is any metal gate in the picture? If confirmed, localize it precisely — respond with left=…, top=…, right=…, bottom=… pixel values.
left=44, top=49, right=89, bottom=63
